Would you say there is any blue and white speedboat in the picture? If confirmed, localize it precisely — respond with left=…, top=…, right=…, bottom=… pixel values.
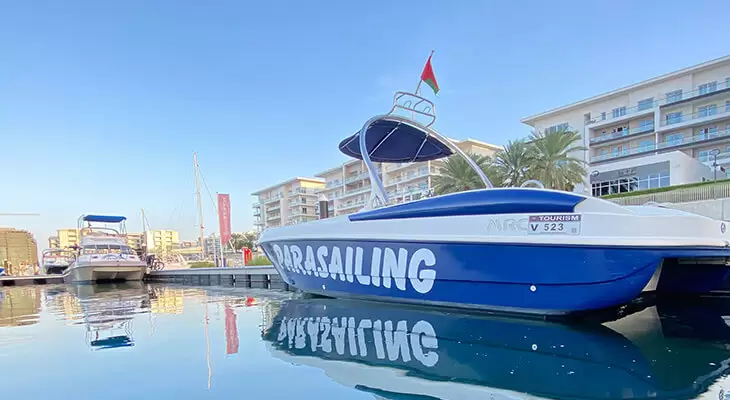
left=258, top=91, right=730, bottom=316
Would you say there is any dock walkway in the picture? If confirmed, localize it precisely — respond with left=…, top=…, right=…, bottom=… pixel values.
left=0, top=275, right=64, bottom=286
left=0, top=266, right=287, bottom=290
left=146, top=266, right=288, bottom=290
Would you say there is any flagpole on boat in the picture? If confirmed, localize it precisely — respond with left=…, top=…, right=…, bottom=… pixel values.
left=415, top=50, right=434, bottom=96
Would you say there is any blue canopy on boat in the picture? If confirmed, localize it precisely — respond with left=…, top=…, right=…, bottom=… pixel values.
left=90, top=335, right=134, bottom=350
left=338, top=118, right=453, bottom=163
left=82, top=215, right=127, bottom=223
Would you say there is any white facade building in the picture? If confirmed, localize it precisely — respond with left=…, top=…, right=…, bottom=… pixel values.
left=521, top=55, right=730, bottom=196
left=251, top=177, right=325, bottom=231
left=252, top=138, right=499, bottom=227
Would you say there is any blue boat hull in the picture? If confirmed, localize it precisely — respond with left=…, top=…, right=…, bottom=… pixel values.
left=260, top=239, right=730, bottom=315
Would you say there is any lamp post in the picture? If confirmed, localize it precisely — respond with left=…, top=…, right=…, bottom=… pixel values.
left=711, top=149, right=721, bottom=183
left=590, top=170, right=600, bottom=196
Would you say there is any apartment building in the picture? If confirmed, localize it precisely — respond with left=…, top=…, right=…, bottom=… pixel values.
left=145, top=229, right=180, bottom=251
left=48, top=236, right=60, bottom=248
left=126, top=233, right=145, bottom=250
left=57, top=228, right=81, bottom=248
left=252, top=138, right=499, bottom=229
left=522, top=55, right=730, bottom=197
left=0, top=228, right=39, bottom=274
left=252, top=177, right=325, bottom=230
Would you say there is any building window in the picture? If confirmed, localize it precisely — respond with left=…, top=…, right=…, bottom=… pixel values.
left=666, top=90, right=683, bottom=103
left=612, top=107, right=627, bottom=118
left=699, top=82, right=718, bottom=95
left=637, top=98, right=654, bottom=111
left=546, top=123, right=570, bottom=134
left=639, top=140, right=654, bottom=151
left=698, top=104, right=717, bottom=118
left=697, top=127, right=719, bottom=138
left=666, top=112, right=682, bottom=125
left=666, top=133, right=684, bottom=146
left=591, top=171, right=670, bottom=197
left=698, top=149, right=720, bottom=162
left=638, top=119, right=654, bottom=132
left=726, top=100, right=730, bottom=112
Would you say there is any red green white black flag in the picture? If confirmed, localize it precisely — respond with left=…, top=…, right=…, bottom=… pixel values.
left=420, top=53, right=439, bottom=95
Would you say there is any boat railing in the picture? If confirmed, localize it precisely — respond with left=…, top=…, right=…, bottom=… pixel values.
left=389, top=91, right=437, bottom=128
left=80, top=227, right=123, bottom=237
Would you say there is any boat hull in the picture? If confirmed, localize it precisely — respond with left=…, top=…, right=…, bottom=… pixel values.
left=258, top=239, right=730, bottom=315
left=63, top=263, right=147, bottom=283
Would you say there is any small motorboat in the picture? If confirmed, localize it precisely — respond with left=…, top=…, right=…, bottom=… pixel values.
left=258, top=90, right=730, bottom=316
left=63, top=215, right=148, bottom=283
left=41, top=248, right=76, bottom=275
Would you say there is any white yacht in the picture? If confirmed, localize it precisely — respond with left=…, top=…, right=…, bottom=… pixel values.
left=63, top=215, right=147, bottom=283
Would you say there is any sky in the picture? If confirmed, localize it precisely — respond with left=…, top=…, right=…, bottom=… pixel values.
left=2, top=0, right=730, bottom=244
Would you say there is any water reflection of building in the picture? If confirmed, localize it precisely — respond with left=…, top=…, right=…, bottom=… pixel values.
left=0, top=286, right=41, bottom=327
left=150, top=287, right=184, bottom=314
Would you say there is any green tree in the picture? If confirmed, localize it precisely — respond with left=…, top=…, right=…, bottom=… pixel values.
left=527, top=129, right=587, bottom=191
left=492, top=139, right=534, bottom=187
left=432, top=152, right=498, bottom=195
left=228, top=231, right=258, bottom=250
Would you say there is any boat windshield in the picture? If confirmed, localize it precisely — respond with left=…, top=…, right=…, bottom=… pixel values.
left=83, top=245, right=135, bottom=255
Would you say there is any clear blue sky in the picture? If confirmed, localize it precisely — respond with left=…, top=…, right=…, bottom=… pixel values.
left=2, top=0, right=730, bottom=243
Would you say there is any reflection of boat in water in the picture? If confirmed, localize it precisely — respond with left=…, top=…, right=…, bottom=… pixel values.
left=258, top=84, right=730, bottom=316
left=71, top=282, right=149, bottom=351
left=262, top=297, right=730, bottom=400
left=63, top=215, right=147, bottom=283
left=41, top=248, right=76, bottom=275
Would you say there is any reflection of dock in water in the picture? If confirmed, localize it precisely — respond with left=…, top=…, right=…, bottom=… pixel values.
left=262, top=297, right=730, bottom=400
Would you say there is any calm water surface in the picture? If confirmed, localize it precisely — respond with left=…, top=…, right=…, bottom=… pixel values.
left=2, top=283, right=730, bottom=399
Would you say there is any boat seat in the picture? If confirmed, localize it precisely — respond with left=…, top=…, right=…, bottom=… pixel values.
left=349, top=188, right=586, bottom=222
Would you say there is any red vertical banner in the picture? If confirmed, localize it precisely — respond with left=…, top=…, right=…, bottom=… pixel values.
left=217, top=193, right=231, bottom=246
left=224, top=304, right=239, bottom=355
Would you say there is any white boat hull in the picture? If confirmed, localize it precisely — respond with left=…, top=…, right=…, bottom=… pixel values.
left=63, top=263, right=147, bottom=283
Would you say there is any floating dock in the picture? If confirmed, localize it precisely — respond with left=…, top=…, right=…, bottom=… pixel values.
left=0, top=266, right=288, bottom=290
left=145, top=266, right=288, bottom=290
left=0, top=275, right=64, bottom=286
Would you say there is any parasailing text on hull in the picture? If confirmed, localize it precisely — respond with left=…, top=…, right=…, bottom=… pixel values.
left=266, top=243, right=438, bottom=294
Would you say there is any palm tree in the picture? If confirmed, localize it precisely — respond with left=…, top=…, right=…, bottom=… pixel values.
left=432, top=152, right=498, bottom=195
left=492, top=139, right=533, bottom=187
left=527, top=129, right=587, bottom=191
left=228, top=232, right=258, bottom=250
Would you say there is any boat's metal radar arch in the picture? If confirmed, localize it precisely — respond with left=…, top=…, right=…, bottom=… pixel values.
left=520, top=180, right=545, bottom=189
left=357, top=91, right=494, bottom=210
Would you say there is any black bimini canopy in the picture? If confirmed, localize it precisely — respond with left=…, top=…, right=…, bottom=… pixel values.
left=338, top=118, right=453, bottom=163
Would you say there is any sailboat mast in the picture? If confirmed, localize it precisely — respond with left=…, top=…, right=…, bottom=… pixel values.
left=194, top=152, right=206, bottom=257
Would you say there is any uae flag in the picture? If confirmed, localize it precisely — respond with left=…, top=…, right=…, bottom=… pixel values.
left=420, top=53, right=440, bottom=95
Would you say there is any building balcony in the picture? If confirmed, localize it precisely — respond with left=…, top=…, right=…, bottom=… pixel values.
left=252, top=202, right=261, bottom=208
left=386, top=170, right=431, bottom=186
left=586, top=103, right=656, bottom=129
left=344, top=172, right=369, bottom=184
left=337, top=200, right=366, bottom=210
left=287, top=198, right=309, bottom=207
left=590, top=144, right=656, bottom=164
left=658, top=105, right=730, bottom=132
left=263, top=195, right=282, bottom=204
left=266, top=214, right=281, bottom=221
left=341, top=186, right=371, bottom=198
left=659, top=79, right=730, bottom=108
left=253, top=209, right=261, bottom=216
left=657, top=128, right=730, bottom=151
left=267, top=204, right=281, bottom=213
left=589, top=123, right=655, bottom=145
